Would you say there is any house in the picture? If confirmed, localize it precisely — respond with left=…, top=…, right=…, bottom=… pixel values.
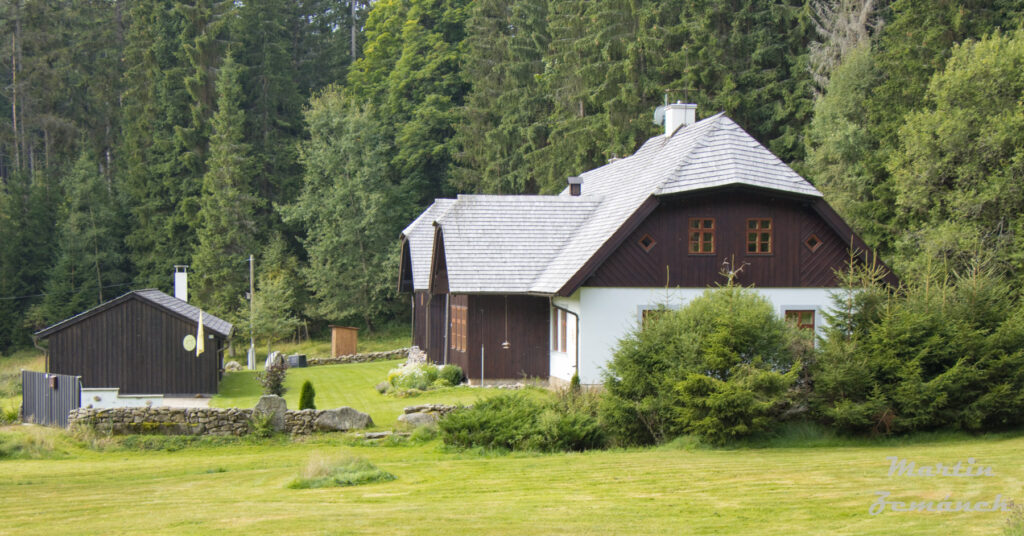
left=399, top=104, right=893, bottom=385
left=34, top=289, right=232, bottom=396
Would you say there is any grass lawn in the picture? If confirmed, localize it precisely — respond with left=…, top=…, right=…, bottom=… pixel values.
left=0, top=426, right=1022, bottom=535
left=238, top=323, right=413, bottom=363
left=212, top=359, right=535, bottom=427
left=0, top=349, right=44, bottom=412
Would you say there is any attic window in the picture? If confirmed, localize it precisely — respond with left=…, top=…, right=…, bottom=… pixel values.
left=804, top=234, right=822, bottom=252
left=638, top=234, right=657, bottom=252
left=746, top=218, right=773, bottom=254
left=689, top=218, right=715, bottom=254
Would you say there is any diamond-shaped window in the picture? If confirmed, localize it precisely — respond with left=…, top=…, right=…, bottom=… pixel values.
left=805, top=234, right=822, bottom=252
left=639, top=234, right=656, bottom=252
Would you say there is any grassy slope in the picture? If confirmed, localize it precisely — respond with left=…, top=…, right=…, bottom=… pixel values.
left=212, top=360, right=536, bottom=427
left=0, top=427, right=1021, bottom=535
left=235, top=325, right=413, bottom=364
left=0, top=349, right=44, bottom=411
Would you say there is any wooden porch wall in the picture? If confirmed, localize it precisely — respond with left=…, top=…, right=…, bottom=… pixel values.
left=426, top=294, right=447, bottom=364
left=447, top=294, right=549, bottom=381
left=412, top=291, right=429, bottom=350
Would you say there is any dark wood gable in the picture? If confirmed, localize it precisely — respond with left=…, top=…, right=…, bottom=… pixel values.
left=398, top=238, right=414, bottom=292
left=585, top=188, right=880, bottom=288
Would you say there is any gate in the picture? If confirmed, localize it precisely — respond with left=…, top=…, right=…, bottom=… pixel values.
left=21, top=371, right=81, bottom=427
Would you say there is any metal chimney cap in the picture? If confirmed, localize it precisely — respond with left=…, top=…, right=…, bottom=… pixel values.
left=567, top=176, right=582, bottom=185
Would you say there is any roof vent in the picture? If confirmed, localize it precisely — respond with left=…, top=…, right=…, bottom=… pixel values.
left=662, top=102, right=697, bottom=137
left=568, top=176, right=582, bottom=196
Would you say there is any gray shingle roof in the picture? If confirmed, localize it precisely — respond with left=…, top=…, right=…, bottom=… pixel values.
left=403, top=113, right=822, bottom=295
left=401, top=199, right=456, bottom=290
left=35, top=289, right=233, bottom=338
left=435, top=195, right=601, bottom=293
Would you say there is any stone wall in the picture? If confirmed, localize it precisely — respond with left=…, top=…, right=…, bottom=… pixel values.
left=68, top=406, right=325, bottom=436
left=307, top=348, right=409, bottom=366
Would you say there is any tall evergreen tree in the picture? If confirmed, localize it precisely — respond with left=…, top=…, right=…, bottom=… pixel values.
left=26, top=153, right=129, bottom=330
left=192, top=53, right=260, bottom=317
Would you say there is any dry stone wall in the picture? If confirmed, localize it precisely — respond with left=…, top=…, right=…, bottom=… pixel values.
left=67, top=404, right=371, bottom=436
left=307, top=348, right=409, bottom=366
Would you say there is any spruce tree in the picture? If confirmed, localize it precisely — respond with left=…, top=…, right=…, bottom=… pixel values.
left=192, top=53, right=260, bottom=317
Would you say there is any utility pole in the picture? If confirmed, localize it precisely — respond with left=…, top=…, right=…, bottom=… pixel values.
left=248, top=254, right=255, bottom=370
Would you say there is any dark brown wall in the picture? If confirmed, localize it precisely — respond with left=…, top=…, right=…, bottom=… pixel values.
left=426, top=294, right=447, bottom=365
left=448, top=294, right=549, bottom=381
left=412, top=291, right=428, bottom=350
left=47, top=298, right=223, bottom=395
left=586, top=190, right=849, bottom=288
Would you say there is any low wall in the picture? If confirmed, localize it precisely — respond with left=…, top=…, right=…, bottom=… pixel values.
left=307, top=348, right=409, bottom=366
left=67, top=406, right=328, bottom=436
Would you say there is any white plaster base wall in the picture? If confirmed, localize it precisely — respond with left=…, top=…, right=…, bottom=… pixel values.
left=81, top=388, right=163, bottom=409
left=551, top=287, right=835, bottom=384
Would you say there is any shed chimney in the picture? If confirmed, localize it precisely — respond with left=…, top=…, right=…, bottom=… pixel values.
left=568, top=176, right=582, bottom=196
left=664, top=102, right=697, bottom=137
left=174, top=265, right=188, bottom=302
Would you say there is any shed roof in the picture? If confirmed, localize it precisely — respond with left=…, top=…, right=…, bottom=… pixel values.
left=34, top=289, right=233, bottom=339
left=408, top=113, right=825, bottom=295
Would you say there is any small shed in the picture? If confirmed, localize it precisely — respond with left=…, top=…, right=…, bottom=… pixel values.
left=34, top=289, right=233, bottom=396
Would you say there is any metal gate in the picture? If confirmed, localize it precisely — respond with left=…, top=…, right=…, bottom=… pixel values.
left=21, top=371, right=81, bottom=427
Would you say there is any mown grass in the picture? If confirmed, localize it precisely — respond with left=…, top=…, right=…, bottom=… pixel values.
left=211, top=359, right=543, bottom=427
left=233, top=323, right=413, bottom=365
left=0, top=424, right=1022, bottom=535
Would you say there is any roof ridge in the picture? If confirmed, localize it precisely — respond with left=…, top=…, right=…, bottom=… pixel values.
left=656, top=113, right=726, bottom=195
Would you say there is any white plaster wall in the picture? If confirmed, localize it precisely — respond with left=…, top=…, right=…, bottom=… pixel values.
left=573, top=287, right=835, bottom=384
left=82, top=388, right=163, bottom=409
left=550, top=293, right=582, bottom=382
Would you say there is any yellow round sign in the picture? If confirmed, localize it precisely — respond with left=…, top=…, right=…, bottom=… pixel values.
left=182, top=334, right=197, bottom=352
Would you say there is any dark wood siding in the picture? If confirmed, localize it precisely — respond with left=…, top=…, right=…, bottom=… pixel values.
left=46, top=297, right=223, bottom=395
left=448, top=294, right=549, bottom=381
left=426, top=294, right=447, bottom=364
left=412, top=291, right=428, bottom=350
left=586, top=190, right=850, bottom=288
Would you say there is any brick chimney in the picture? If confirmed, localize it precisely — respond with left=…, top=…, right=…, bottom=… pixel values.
left=568, top=176, right=582, bottom=196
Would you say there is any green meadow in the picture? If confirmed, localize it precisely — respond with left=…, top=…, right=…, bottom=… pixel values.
left=1, top=359, right=1022, bottom=535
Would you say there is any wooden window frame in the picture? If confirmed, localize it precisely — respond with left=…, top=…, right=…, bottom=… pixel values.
left=450, top=304, right=467, bottom=352
left=746, top=218, right=773, bottom=255
left=638, top=233, right=657, bottom=252
left=559, top=309, right=567, bottom=352
left=688, top=218, right=715, bottom=255
left=804, top=233, right=822, bottom=253
left=785, top=310, right=815, bottom=331
left=551, top=308, right=559, bottom=351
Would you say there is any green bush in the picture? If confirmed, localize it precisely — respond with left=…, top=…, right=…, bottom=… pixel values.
left=256, top=361, right=287, bottom=396
left=812, top=261, right=1024, bottom=435
left=299, top=380, right=316, bottom=410
left=438, top=364, right=464, bottom=386
left=249, top=413, right=276, bottom=438
left=599, top=285, right=805, bottom=446
left=439, top=391, right=605, bottom=452
left=386, top=362, right=439, bottom=391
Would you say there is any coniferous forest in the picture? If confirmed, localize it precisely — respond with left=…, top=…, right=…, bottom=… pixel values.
left=1, top=0, right=1024, bottom=352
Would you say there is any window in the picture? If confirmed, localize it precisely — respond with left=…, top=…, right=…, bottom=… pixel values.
left=552, top=308, right=569, bottom=352
left=746, top=218, right=772, bottom=254
left=638, top=234, right=657, bottom=252
left=804, top=234, right=822, bottom=252
left=785, top=310, right=815, bottom=331
left=641, top=309, right=665, bottom=327
left=450, top=304, right=467, bottom=352
left=689, top=218, right=715, bottom=254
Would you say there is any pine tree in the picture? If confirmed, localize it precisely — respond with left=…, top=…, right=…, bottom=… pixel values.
left=299, top=380, right=316, bottom=410
left=192, top=53, right=260, bottom=317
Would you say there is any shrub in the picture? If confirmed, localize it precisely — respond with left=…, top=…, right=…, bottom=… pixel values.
left=0, top=404, right=19, bottom=424
left=249, top=413, right=276, bottom=438
left=287, top=454, right=395, bottom=489
left=256, top=361, right=287, bottom=396
left=439, top=391, right=605, bottom=452
left=812, top=261, right=1024, bottom=435
left=299, top=380, right=316, bottom=410
left=386, top=362, right=439, bottom=391
left=438, top=364, right=464, bottom=386
left=599, top=285, right=803, bottom=446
